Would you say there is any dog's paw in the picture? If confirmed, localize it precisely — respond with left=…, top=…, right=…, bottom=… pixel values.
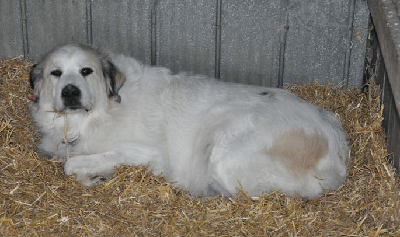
left=64, top=154, right=115, bottom=186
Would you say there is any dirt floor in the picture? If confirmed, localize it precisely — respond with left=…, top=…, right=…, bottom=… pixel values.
left=0, top=56, right=399, bottom=236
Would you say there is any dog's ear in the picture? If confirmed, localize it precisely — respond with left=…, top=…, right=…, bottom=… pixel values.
left=102, top=59, right=126, bottom=102
left=29, top=63, right=44, bottom=102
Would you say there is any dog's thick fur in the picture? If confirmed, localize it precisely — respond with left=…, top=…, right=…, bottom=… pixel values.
left=29, top=44, right=350, bottom=199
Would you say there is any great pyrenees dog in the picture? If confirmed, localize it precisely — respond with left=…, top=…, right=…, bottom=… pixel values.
left=29, top=44, right=350, bottom=199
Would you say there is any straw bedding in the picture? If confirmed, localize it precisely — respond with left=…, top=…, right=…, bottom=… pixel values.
left=0, top=56, right=399, bottom=236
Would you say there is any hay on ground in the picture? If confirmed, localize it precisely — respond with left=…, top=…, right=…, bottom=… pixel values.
left=0, top=56, right=399, bottom=236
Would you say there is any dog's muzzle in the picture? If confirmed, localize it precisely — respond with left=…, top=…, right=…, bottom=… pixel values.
left=61, top=84, right=82, bottom=110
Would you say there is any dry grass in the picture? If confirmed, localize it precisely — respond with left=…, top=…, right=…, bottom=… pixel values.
left=0, top=56, right=399, bottom=236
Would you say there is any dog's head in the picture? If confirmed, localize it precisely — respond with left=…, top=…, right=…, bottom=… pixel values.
left=29, top=44, right=125, bottom=112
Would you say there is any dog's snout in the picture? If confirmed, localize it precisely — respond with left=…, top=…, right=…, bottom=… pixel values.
left=61, top=84, right=82, bottom=109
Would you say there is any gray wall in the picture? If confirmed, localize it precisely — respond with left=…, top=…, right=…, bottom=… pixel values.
left=1, top=0, right=369, bottom=88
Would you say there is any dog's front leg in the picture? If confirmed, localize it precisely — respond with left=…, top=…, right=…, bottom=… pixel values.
left=64, top=147, right=162, bottom=186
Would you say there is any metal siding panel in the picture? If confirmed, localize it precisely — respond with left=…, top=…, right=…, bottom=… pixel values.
left=221, top=0, right=283, bottom=87
left=26, top=0, right=88, bottom=62
left=91, top=0, right=152, bottom=65
left=348, top=0, right=369, bottom=88
left=382, top=72, right=392, bottom=131
left=384, top=74, right=394, bottom=152
left=156, top=0, right=216, bottom=77
left=369, top=0, right=400, bottom=129
left=391, top=106, right=400, bottom=170
left=384, top=73, right=400, bottom=170
left=0, top=0, right=24, bottom=59
left=388, top=94, right=400, bottom=170
left=284, top=0, right=349, bottom=86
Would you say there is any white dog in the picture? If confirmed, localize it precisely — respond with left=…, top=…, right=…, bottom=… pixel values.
left=29, top=44, right=350, bottom=199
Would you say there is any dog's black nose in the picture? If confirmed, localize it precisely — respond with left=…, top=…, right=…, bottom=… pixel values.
left=61, top=84, right=82, bottom=109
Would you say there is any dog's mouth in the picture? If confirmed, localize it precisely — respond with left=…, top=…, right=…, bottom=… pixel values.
left=61, top=101, right=89, bottom=112
left=62, top=106, right=90, bottom=113
left=67, top=106, right=82, bottom=110
left=64, top=104, right=84, bottom=111
left=66, top=108, right=89, bottom=113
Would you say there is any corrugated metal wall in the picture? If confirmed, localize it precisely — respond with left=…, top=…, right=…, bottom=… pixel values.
left=1, top=0, right=369, bottom=88
left=155, top=0, right=216, bottom=77
left=1, top=1, right=24, bottom=58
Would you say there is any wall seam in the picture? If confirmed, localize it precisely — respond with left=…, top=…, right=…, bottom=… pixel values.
left=86, top=0, right=93, bottom=46
left=20, top=0, right=29, bottom=59
left=215, top=0, right=222, bottom=79
left=343, top=0, right=357, bottom=87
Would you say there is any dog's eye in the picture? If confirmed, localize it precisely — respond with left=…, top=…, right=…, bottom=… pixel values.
left=80, top=67, right=93, bottom=77
left=50, top=70, right=62, bottom=77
